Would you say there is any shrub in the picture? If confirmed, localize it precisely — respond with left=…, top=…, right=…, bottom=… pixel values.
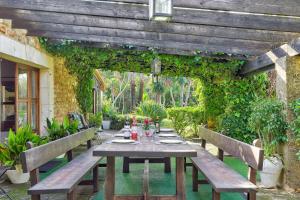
left=46, top=117, right=79, bottom=141
left=248, top=98, right=288, bottom=157
left=110, top=114, right=148, bottom=130
left=167, top=107, right=205, bottom=137
left=136, top=101, right=167, bottom=121
left=88, top=112, right=103, bottom=128
left=0, top=125, right=48, bottom=167
left=102, top=100, right=117, bottom=120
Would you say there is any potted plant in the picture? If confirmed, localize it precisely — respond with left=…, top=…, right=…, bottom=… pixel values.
left=0, top=125, right=47, bottom=184
left=102, top=101, right=117, bottom=130
left=248, top=98, right=288, bottom=188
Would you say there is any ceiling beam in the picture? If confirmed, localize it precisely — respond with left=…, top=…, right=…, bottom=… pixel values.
left=3, top=9, right=299, bottom=43
left=12, top=21, right=282, bottom=52
left=26, top=31, right=271, bottom=56
left=108, top=0, right=300, bottom=17
left=240, top=38, right=300, bottom=76
left=1, top=0, right=300, bottom=32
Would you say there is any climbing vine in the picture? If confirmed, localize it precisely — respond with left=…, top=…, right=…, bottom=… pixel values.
left=39, top=38, right=244, bottom=114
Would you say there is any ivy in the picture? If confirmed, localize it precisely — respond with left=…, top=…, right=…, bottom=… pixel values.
left=39, top=38, right=244, bottom=116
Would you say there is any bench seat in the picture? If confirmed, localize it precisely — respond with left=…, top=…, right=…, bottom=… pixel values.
left=191, top=148, right=257, bottom=193
left=28, top=146, right=102, bottom=195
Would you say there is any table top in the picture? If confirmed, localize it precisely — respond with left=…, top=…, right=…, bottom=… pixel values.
left=93, top=134, right=197, bottom=158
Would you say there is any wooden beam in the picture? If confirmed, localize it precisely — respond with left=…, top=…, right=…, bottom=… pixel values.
left=26, top=30, right=273, bottom=56
left=12, top=21, right=282, bottom=52
left=240, top=38, right=300, bottom=76
left=3, top=9, right=299, bottom=43
left=1, top=0, right=300, bottom=32
left=10, top=18, right=300, bottom=43
left=108, top=0, right=300, bottom=17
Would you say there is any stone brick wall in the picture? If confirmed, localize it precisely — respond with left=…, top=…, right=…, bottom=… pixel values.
left=0, top=19, right=41, bottom=49
left=53, top=57, right=79, bottom=122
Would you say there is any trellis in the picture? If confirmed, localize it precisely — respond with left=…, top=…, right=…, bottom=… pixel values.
left=1, top=0, right=300, bottom=75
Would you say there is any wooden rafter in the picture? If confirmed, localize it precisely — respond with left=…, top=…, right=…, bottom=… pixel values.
left=1, top=0, right=300, bottom=32
left=239, top=38, right=300, bottom=76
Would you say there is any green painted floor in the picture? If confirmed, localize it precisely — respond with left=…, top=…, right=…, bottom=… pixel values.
left=39, top=156, right=252, bottom=200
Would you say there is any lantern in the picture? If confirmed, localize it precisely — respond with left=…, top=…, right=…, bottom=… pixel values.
left=149, top=0, right=173, bottom=21
left=151, top=58, right=161, bottom=76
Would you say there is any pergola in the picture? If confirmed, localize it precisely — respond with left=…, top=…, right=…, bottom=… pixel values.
left=1, top=0, right=300, bottom=76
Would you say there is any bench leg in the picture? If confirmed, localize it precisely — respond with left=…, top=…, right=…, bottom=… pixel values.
left=123, top=157, right=130, bottom=173
left=247, top=191, right=256, bottom=200
left=93, top=166, right=99, bottom=192
left=192, top=165, right=198, bottom=192
left=212, top=189, right=220, bottom=200
left=164, top=157, right=171, bottom=173
left=31, top=195, right=40, bottom=200
left=67, top=191, right=75, bottom=200
left=184, top=157, right=187, bottom=172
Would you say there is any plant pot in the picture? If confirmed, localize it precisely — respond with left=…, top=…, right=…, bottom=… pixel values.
left=6, top=165, right=29, bottom=184
left=102, top=120, right=111, bottom=130
left=260, top=157, right=283, bottom=188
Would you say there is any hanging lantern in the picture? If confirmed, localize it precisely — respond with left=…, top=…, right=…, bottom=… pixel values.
left=149, top=0, right=173, bottom=21
left=151, top=58, right=161, bottom=76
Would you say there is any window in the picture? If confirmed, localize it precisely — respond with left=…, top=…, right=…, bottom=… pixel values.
left=17, top=65, right=39, bottom=131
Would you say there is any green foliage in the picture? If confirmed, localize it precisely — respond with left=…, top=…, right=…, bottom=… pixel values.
left=46, top=117, right=79, bottom=141
left=289, top=98, right=300, bottom=160
left=167, top=107, right=205, bottom=137
left=39, top=38, right=244, bottom=117
left=217, top=74, right=268, bottom=143
left=136, top=101, right=167, bottom=121
left=88, top=112, right=103, bottom=128
left=248, top=98, right=288, bottom=157
left=0, top=126, right=48, bottom=167
left=110, top=114, right=148, bottom=130
left=102, top=100, right=117, bottom=120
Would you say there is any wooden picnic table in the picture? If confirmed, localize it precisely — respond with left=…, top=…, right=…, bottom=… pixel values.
left=93, top=135, right=197, bottom=200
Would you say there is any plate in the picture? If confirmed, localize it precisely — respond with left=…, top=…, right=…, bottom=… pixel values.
left=114, top=133, right=125, bottom=137
left=160, top=139, right=183, bottom=144
left=111, top=139, right=135, bottom=144
left=157, top=133, right=177, bottom=137
left=160, top=128, right=174, bottom=132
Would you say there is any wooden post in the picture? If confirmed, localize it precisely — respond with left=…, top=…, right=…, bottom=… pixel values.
left=67, top=190, right=75, bottom=200
left=66, top=150, right=73, bottom=162
left=143, top=160, right=149, bottom=200
left=123, top=157, right=130, bottom=173
left=192, top=164, right=198, bottom=192
left=87, top=140, right=92, bottom=149
left=26, top=142, right=41, bottom=200
left=164, top=157, right=171, bottom=173
left=212, top=189, right=220, bottom=200
left=105, top=156, right=115, bottom=200
left=176, top=157, right=186, bottom=200
left=218, top=149, right=224, bottom=161
left=201, top=139, right=206, bottom=148
left=247, top=167, right=257, bottom=200
left=93, top=166, right=99, bottom=193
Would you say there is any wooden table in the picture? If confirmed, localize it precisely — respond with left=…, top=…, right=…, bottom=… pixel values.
left=93, top=137, right=197, bottom=200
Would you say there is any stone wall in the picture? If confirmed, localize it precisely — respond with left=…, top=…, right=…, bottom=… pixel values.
left=276, top=55, right=300, bottom=190
left=0, top=19, right=40, bottom=49
left=53, top=57, right=79, bottom=122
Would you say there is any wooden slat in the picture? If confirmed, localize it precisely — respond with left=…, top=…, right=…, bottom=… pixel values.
left=6, top=13, right=299, bottom=43
left=191, top=148, right=258, bottom=192
left=1, top=1, right=300, bottom=32
left=143, top=160, right=149, bottom=200
left=25, top=31, right=272, bottom=56
left=198, top=127, right=264, bottom=170
left=106, top=0, right=300, bottom=17
left=21, top=127, right=96, bottom=173
left=240, top=38, right=300, bottom=76
left=28, top=147, right=102, bottom=194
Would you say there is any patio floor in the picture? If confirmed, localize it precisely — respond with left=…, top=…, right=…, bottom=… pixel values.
left=1, top=145, right=300, bottom=200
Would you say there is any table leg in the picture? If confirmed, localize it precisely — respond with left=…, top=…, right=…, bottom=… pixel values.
left=105, top=156, right=115, bottom=200
left=176, top=157, right=186, bottom=200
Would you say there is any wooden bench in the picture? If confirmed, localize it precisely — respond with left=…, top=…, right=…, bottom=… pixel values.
left=191, top=127, right=264, bottom=200
left=20, top=128, right=102, bottom=200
